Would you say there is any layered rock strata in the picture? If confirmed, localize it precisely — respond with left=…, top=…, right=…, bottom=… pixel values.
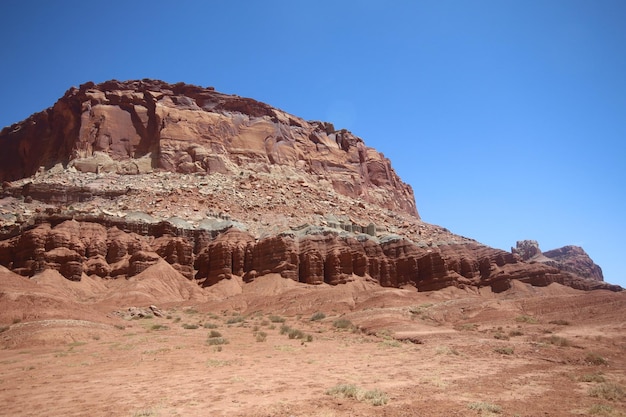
left=0, top=80, right=620, bottom=293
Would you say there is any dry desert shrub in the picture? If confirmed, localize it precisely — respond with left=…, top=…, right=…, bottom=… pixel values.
left=543, top=335, right=571, bottom=347
left=208, top=330, right=222, bottom=338
left=467, top=401, right=502, bottom=414
left=515, top=315, right=538, bottom=324
left=326, top=384, right=389, bottom=406
left=206, top=337, right=229, bottom=346
left=580, top=372, right=606, bottom=383
left=310, top=312, right=326, bottom=321
left=588, top=382, right=625, bottom=401
left=333, top=318, right=354, bottom=329
left=494, top=347, right=514, bottom=355
left=269, top=315, right=286, bottom=323
left=585, top=352, right=608, bottom=366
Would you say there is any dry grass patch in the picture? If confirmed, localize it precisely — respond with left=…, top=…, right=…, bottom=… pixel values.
left=467, top=401, right=502, bottom=414
left=326, top=384, right=389, bottom=406
left=588, top=382, right=625, bottom=401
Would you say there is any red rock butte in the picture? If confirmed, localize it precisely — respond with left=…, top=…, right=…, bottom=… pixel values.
left=0, top=79, right=621, bottom=293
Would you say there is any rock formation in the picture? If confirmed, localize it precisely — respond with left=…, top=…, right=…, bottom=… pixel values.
left=0, top=80, right=621, bottom=294
left=513, top=240, right=604, bottom=282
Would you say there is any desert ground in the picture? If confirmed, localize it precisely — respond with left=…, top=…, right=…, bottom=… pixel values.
left=0, top=263, right=624, bottom=417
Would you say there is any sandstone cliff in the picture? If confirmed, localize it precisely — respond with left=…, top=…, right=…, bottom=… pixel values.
left=0, top=79, right=416, bottom=217
left=0, top=80, right=620, bottom=293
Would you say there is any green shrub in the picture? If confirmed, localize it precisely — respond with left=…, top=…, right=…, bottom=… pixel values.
left=310, top=312, right=326, bottom=321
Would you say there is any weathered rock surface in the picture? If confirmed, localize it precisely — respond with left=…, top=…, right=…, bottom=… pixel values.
left=512, top=240, right=604, bottom=282
left=0, top=219, right=619, bottom=293
left=0, top=80, right=620, bottom=293
left=0, top=79, right=417, bottom=216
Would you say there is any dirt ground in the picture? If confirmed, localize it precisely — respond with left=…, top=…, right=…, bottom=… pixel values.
left=0, top=266, right=624, bottom=417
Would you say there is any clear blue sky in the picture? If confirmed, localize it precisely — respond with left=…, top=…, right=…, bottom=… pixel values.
left=1, top=1, right=625, bottom=287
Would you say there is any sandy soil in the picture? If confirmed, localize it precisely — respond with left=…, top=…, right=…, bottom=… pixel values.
left=0, top=266, right=624, bottom=417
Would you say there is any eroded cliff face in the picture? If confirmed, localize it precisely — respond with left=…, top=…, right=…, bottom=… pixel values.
left=0, top=218, right=619, bottom=293
left=0, top=80, right=417, bottom=217
left=0, top=80, right=620, bottom=293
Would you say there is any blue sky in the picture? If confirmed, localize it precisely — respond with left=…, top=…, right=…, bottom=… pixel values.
left=1, top=1, right=625, bottom=287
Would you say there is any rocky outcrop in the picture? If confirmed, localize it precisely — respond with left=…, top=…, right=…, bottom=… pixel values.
left=0, top=79, right=417, bottom=217
left=543, top=246, right=604, bottom=281
left=0, top=80, right=620, bottom=294
left=0, top=219, right=620, bottom=292
left=512, top=240, right=604, bottom=282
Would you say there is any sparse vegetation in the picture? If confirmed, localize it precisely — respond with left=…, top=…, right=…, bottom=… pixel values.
left=0, top=326, right=9, bottom=333
left=588, top=404, right=618, bottom=416
left=326, top=384, right=389, bottom=406
left=114, top=324, right=126, bottom=330
left=493, top=333, right=509, bottom=340
left=203, top=322, right=218, bottom=329
left=515, top=315, right=538, bottom=324
left=508, top=330, right=523, bottom=337
left=549, top=319, right=570, bottom=326
left=588, top=382, right=625, bottom=401
left=269, top=315, right=286, bottom=323
left=209, top=330, right=222, bottom=338
left=255, top=331, right=267, bottom=342
left=333, top=318, right=354, bottom=329
left=494, top=347, right=514, bottom=355
left=436, top=345, right=459, bottom=356
left=150, top=324, right=169, bottom=331
left=206, top=337, right=229, bottom=346
left=580, top=372, right=606, bottom=383
left=182, top=323, right=199, bottom=329
left=279, top=324, right=291, bottom=335
left=467, top=401, right=502, bottom=414
left=543, top=335, right=571, bottom=347
left=226, top=315, right=244, bottom=325
left=585, top=353, right=608, bottom=366
left=456, top=323, right=478, bottom=331
left=310, top=312, right=326, bottom=321
left=288, top=329, right=306, bottom=339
